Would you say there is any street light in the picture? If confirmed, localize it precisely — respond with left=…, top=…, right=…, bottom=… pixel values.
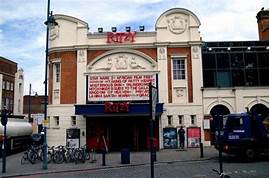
left=43, top=0, right=58, bottom=170
left=28, top=83, right=38, bottom=123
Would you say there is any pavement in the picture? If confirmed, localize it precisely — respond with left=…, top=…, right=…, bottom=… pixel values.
left=0, top=146, right=218, bottom=177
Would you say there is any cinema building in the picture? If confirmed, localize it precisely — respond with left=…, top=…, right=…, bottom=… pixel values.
left=46, top=8, right=269, bottom=150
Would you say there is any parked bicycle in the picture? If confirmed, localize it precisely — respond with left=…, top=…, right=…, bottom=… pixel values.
left=21, top=144, right=93, bottom=165
left=21, top=145, right=42, bottom=164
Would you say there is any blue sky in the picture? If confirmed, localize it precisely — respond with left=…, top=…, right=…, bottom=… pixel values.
left=0, top=0, right=268, bottom=95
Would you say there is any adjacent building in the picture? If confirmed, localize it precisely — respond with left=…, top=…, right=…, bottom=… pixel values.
left=23, top=95, right=46, bottom=133
left=0, top=56, right=24, bottom=115
left=46, top=7, right=269, bottom=150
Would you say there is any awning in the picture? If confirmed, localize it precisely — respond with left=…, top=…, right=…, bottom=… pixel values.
left=75, top=103, right=164, bottom=117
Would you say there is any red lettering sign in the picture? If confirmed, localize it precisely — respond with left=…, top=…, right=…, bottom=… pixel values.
left=105, top=102, right=129, bottom=113
left=88, top=74, right=156, bottom=101
left=107, top=32, right=136, bottom=43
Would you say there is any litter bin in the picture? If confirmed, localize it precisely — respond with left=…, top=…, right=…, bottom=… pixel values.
left=121, top=148, right=130, bottom=164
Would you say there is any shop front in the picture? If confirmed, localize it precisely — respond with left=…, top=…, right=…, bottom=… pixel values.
left=75, top=102, right=163, bottom=151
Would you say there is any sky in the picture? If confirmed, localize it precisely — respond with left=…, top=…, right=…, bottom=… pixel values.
left=0, top=0, right=269, bottom=95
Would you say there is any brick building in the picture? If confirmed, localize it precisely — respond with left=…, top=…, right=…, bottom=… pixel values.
left=257, top=7, right=269, bottom=41
left=0, top=56, right=24, bottom=115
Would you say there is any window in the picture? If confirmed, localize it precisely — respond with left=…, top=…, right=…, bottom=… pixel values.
left=168, top=115, right=172, bottom=125
left=216, top=53, right=230, bottom=69
left=71, top=116, right=76, bottom=126
left=54, top=89, right=60, bottom=99
left=10, top=83, right=14, bottom=91
left=54, top=116, right=59, bottom=126
left=225, top=116, right=244, bottom=130
left=6, top=81, right=10, bottom=90
left=178, top=115, right=184, bottom=125
left=191, top=115, right=196, bottom=125
left=6, top=98, right=9, bottom=110
left=216, top=70, right=231, bottom=87
left=55, top=63, right=61, bottom=83
left=9, top=98, right=13, bottom=112
left=172, top=57, right=185, bottom=80
left=1, top=99, right=5, bottom=109
left=2, top=81, right=6, bottom=90
left=19, top=83, right=22, bottom=93
left=202, top=53, right=216, bottom=69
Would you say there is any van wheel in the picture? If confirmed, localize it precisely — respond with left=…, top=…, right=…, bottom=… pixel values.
left=245, top=148, right=256, bottom=161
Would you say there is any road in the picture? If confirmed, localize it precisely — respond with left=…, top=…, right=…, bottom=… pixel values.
left=11, top=157, right=269, bottom=178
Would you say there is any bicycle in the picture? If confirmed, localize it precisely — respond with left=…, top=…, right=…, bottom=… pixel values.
left=21, top=145, right=38, bottom=164
left=212, top=169, right=231, bottom=178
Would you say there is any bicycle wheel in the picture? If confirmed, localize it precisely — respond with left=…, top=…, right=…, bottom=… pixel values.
left=85, top=152, right=90, bottom=160
left=28, top=150, right=38, bottom=164
left=53, top=152, right=64, bottom=164
left=47, top=152, right=52, bottom=163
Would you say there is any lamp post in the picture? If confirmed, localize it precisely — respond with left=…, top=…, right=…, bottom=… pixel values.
left=1, top=107, right=8, bottom=173
left=28, top=83, right=38, bottom=123
left=43, top=0, right=58, bottom=170
left=149, top=83, right=157, bottom=178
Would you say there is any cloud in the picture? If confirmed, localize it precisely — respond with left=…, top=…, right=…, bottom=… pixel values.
left=0, top=1, right=45, bottom=25
left=0, top=29, right=3, bottom=42
left=1, top=0, right=269, bottom=94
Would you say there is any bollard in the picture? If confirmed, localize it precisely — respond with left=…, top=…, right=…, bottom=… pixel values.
left=200, top=141, right=204, bottom=158
left=102, top=150, right=106, bottom=166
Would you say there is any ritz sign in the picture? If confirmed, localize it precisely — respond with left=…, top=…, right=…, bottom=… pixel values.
left=107, top=32, right=136, bottom=43
left=105, top=102, right=129, bottom=113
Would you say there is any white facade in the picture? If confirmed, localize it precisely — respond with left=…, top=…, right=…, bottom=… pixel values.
left=13, top=68, right=24, bottom=115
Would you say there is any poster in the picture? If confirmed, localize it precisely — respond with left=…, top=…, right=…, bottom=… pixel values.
left=163, top=128, right=177, bottom=149
left=187, top=127, right=201, bottom=148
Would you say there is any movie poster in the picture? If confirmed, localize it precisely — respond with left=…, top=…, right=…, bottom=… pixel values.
left=163, top=128, right=177, bottom=149
left=187, top=127, right=201, bottom=148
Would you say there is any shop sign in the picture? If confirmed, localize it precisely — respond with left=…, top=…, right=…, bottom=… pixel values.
left=107, top=32, right=136, bottom=43
left=104, top=102, right=129, bottom=113
left=88, top=74, right=156, bottom=101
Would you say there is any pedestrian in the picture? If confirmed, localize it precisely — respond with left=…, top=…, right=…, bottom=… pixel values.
left=178, top=126, right=185, bottom=150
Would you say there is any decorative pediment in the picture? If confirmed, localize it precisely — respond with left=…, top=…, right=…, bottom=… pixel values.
left=155, top=8, right=201, bottom=33
left=87, top=49, right=157, bottom=73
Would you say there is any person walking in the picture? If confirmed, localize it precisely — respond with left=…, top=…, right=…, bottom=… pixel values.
left=178, top=126, right=186, bottom=151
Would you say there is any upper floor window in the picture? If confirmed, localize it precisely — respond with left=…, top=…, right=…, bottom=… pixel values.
left=10, top=82, right=14, bottom=91
left=172, top=57, right=186, bottom=80
left=55, top=63, right=61, bottom=83
left=2, top=81, right=6, bottom=90
left=19, top=83, right=22, bottom=93
left=6, top=81, right=10, bottom=90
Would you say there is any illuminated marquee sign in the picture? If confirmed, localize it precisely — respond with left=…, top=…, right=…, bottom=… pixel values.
left=88, top=74, right=156, bottom=102
left=107, top=32, right=136, bottom=43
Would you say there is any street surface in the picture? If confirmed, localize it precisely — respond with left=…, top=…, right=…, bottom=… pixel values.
left=10, top=157, right=269, bottom=178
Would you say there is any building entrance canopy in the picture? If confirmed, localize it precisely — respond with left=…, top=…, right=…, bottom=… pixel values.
left=75, top=102, right=163, bottom=117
